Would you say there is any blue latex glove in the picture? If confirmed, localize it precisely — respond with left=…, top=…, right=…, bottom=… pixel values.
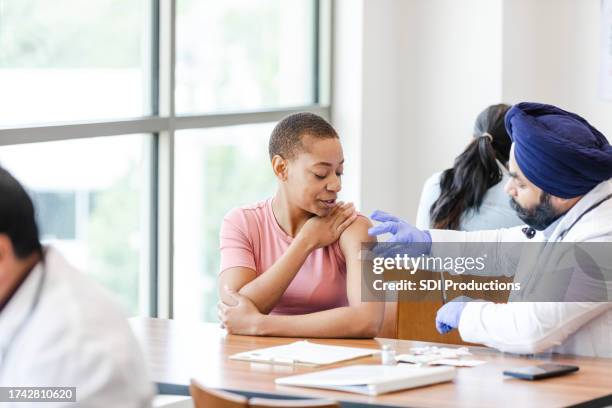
left=435, top=298, right=471, bottom=334
left=368, top=210, right=432, bottom=256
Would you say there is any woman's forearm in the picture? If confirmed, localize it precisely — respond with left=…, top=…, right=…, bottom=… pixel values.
left=255, top=305, right=384, bottom=338
left=237, top=236, right=314, bottom=314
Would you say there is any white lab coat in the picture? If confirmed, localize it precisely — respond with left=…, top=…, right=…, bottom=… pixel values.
left=429, top=180, right=612, bottom=357
left=0, top=246, right=154, bottom=407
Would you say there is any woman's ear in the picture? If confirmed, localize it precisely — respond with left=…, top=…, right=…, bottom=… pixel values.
left=271, top=155, right=288, bottom=181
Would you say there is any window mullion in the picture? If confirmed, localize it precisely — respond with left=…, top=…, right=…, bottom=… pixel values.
left=156, top=0, right=176, bottom=319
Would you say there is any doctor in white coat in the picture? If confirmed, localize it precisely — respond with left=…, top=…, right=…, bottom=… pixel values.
left=369, top=102, right=612, bottom=357
left=0, top=166, right=154, bottom=407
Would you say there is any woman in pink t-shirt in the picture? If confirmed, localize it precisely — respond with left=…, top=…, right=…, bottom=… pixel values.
left=218, top=112, right=384, bottom=338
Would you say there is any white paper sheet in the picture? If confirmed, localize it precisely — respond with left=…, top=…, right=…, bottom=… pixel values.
left=229, top=340, right=379, bottom=366
left=396, top=346, right=485, bottom=367
left=275, top=364, right=456, bottom=395
left=431, top=359, right=486, bottom=367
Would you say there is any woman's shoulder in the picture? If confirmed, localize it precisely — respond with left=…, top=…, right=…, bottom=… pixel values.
left=225, top=198, right=270, bottom=218
left=239, top=198, right=270, bottom=212
left=424, top=171, right=443, bottom=187
left=420, top=171, right=444, bottom=200
left=415, top=171, right=444, bottom=228
left=223, top=198, right=272, bottom=231
left=341, top=214, right=373, bottom=240
left=486, top=173, right=514, bottom=203
left=336, top=214, right=373, bottom=252
left=461, top=176, right=523, bottom=230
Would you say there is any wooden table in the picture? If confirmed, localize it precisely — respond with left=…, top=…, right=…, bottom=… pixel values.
left=130, top=317, right=612, bottom=408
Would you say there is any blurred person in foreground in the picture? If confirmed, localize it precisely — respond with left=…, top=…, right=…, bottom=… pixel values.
left=0, top=165, right=154, bottom=407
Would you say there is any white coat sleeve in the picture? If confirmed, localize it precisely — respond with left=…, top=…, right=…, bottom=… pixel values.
left=16, top=308, right=154, bottom=408
left=429, top=225, right=527, bottom=244
left=458, top=301, right=612, bottom=354
left=429, top=226, right=527, bottom=277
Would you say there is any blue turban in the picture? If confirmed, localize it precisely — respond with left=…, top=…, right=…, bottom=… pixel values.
left=505, top=102, right=612, bottom=198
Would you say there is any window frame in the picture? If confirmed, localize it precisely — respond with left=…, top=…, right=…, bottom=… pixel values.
left=0, top=0, right=332, bottom=318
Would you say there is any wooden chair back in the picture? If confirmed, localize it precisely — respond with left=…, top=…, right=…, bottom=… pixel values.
left=190, top=380, right=248, bottom=408
left=249, top=398, right=340, bottom=408
left=190, top=380, right=339, bottom=408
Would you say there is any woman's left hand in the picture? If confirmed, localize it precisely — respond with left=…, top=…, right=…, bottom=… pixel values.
left=217, top=287, right=264, bottom=335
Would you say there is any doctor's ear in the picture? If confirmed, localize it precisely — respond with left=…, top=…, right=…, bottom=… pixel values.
left=0, top=235, right=12, bottom=263
left=271, top=154, right=289, bottom=181
left=549, top=194, right=582, bottom=214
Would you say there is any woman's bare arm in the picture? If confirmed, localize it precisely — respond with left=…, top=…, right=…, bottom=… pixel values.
left=219, top=202, right=356, bottom=314
left=219, top=216, right=385, bottom=338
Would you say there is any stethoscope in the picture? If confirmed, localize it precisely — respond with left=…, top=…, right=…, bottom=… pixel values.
left=522, top=193, right=612, bottom=241
left=518, top=193, right=612, bottom=300
left=439, top=193, right=612, bottom=304
left=0, top=259, right=47, bottom=371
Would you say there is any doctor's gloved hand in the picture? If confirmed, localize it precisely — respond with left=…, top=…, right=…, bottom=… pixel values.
left=435, top=298, right=471, bottom=334
left=368, top=210, right=432, bottom=257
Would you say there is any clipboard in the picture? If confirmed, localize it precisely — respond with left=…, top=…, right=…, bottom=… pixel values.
left=275, top=364, right=456, bottom=395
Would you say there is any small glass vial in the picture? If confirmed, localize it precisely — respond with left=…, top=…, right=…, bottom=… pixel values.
left=381, top=344, right=397, bottom=365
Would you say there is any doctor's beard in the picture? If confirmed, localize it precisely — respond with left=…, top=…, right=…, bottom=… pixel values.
left=510, top=192, right=564, bottom=231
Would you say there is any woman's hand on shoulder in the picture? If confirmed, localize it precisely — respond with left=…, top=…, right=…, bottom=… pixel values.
left=297, top=201, right=358, bottom=250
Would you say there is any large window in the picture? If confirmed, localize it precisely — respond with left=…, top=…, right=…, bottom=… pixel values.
left=0, top=0, right=330, bottom=320
left=0, top=0, right=150, bottom=126
left=0, top=136, right=152, bottom=315
left=176, top=0, right=316, bottom=113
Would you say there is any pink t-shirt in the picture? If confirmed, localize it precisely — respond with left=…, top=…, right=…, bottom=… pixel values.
left=219, top=198, right=349, bottom=315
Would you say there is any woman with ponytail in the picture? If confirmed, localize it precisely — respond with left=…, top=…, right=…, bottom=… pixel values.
left=415, top=104, right=523, bottom=231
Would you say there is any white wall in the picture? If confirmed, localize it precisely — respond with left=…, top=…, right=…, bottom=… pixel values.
left=503, top=0, right=612, bottom=136
left=573, top=0, right=612, bottom=134
left=333, top=0, right=612, bottom=224
left=502, top=0, right=576, bottom=106
left=331, top=0, right=365, bottom=209
left=360, top=0, right=402, bottom=217
left=397, top=0, right=504, bottom=222
left=332, top=0, right=403, bottom=217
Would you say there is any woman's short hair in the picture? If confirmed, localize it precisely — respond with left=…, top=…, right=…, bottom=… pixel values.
left=269, top=112, right=338, bottom=160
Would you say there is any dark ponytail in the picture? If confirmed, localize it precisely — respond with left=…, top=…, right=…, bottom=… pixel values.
left=430, top=104, right=512, bottom=230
